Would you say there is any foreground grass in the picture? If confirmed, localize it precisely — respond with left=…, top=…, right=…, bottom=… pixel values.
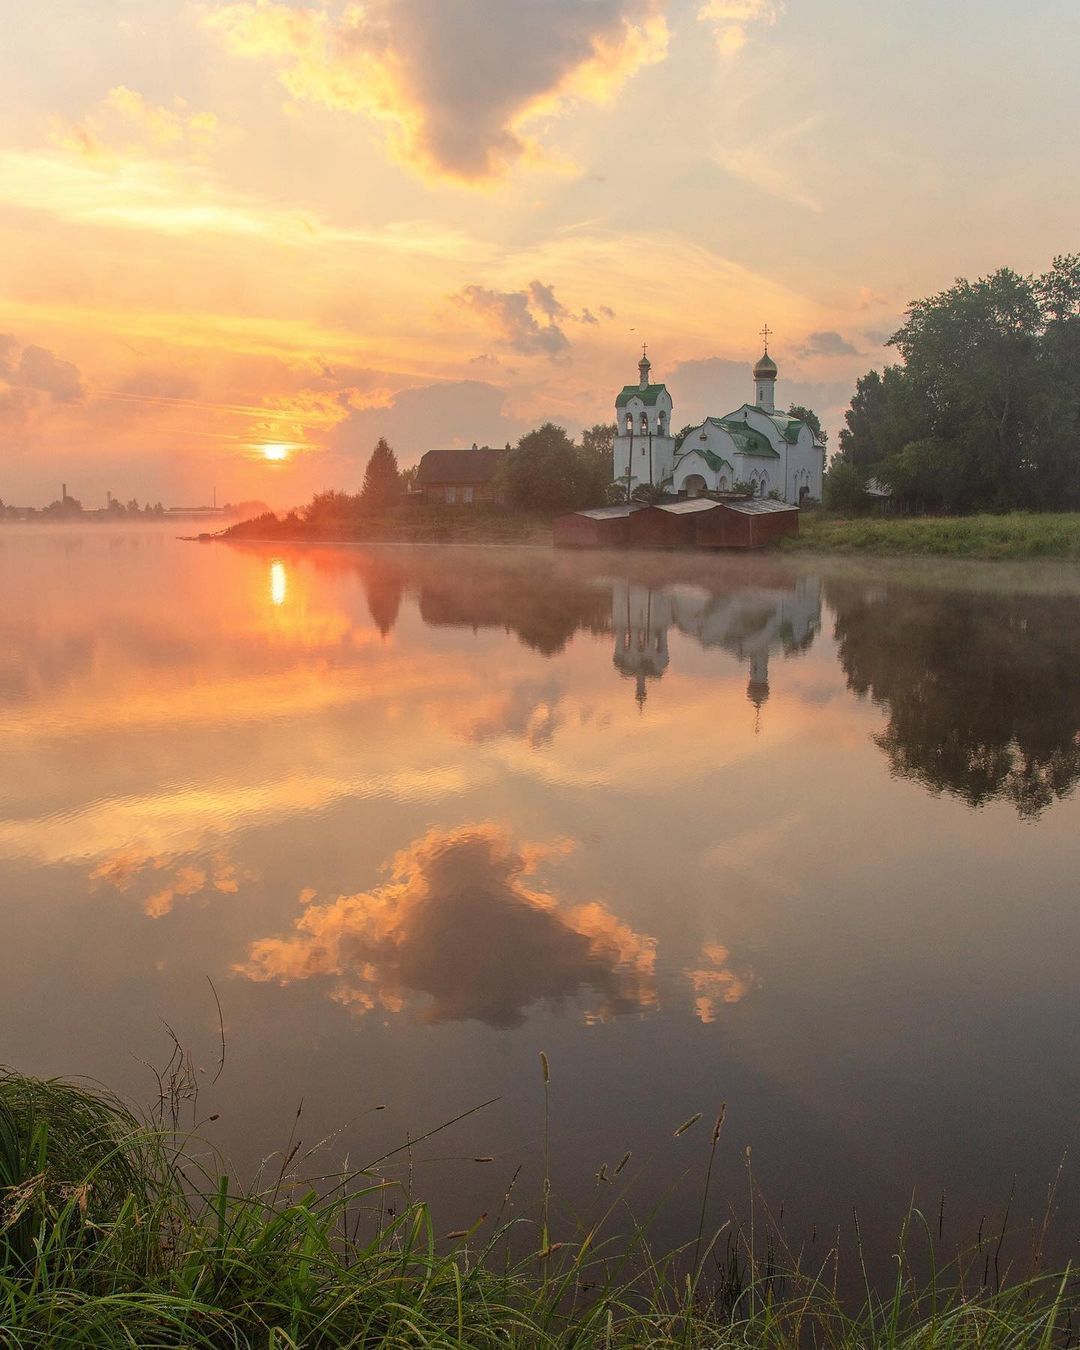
left=2, top=1071, right=1077, bottom=1347
left=785, top=510, right=1080, bottom=559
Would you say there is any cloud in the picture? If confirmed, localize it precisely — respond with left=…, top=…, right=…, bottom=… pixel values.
left=797, top=330, right=860, bottom=357
left=698, top=0, right=783, bottom=54
left=457, top=283, right=570, bottom=357
left=0, top=335, right=85, bottom=407
left=90, top=848, right=242, bottom=919
left=236, top=823, right=658, bottom=1026
left=686, top=941, right=755, bottom=1022
left=327, top=379, right=528, bottom=461
left=52, top=86, right=225, bottom=163
left=206, top=0, right=669, bottom=183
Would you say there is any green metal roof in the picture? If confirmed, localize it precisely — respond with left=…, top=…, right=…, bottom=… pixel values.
left=678, top=446, right=734, bottom=474
left=714, top=416, right=780, bottom=459
left=616, top=383, right=669, bottom=408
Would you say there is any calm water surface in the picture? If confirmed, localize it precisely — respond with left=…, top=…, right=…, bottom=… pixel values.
left=3, top=526, right=1080, bottom=1273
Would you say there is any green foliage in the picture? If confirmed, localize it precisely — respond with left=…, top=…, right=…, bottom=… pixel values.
left=578, top=422, right=618, bottom=506
left=631, top=482, right=666, bottom=505
left=784, top=511, right=1080, bottom=559
left=302, top=489, right=356, bottom=527
left=824, top=458, right=868, bottom=513
left=360, top=437, right=401, bottom=510
left=502, top=423, right=609, bottom=512
left=838, top=257, right=1080, bottom=511
left=787, top=404, right=828, bottom=445
left=1, top=1069, right=1078, bottom=1347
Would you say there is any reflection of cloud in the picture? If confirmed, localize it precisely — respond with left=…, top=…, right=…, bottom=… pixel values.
left=90, top=848, right=242, bottom=919
left=456, top=679, right=565, bottom=748
left=686, top=942, right=755, bottom=1022
left=237, top=823, right=658, bottom=1027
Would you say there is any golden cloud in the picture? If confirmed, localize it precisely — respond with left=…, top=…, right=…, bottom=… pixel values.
left=90, top=848, right=242, bottom=919
left=686, top=941, right=755, bottom=1023
left=236, top=822, right=658, bottom=1026
left=206, top=0, right=669, bottom=184
left=697, top=0, right=783, bottom=54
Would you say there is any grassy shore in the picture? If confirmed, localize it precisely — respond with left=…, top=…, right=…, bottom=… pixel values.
left=784, top=510, right=1080, bottom=559
left=1, top=1070, right=1076, bottom=1348
left=220, top=505, right=552, bottom=547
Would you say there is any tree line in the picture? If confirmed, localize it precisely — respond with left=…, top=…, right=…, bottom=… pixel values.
left=830, top=254, right=1080, bottom=513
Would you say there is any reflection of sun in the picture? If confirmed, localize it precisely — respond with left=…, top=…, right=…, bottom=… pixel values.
left=261, top=443, right=290, bottom=462
left=270, top=559, right=287, bottom=607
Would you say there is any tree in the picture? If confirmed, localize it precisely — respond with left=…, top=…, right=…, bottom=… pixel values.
left=788, top=404, right=828, bottom=445
left=399, top=464, right=419, bottom=494
left=836, top=259, right=1080, bottom=512
left=360, top=438, right=401, bottom=511
left=502, top=423, right=584, bottom=512
left=823, top=458, right=867, bottom=513
left=577, top=422, right=617, bottom=506
left=304, top=489, right=356, bottom=528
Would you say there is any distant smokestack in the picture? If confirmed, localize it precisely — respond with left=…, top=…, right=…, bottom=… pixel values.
left=62, top=483, right=67, bottom=502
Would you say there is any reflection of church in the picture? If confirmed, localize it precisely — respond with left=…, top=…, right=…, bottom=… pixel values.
left=612, top=575, right=821, bottom=716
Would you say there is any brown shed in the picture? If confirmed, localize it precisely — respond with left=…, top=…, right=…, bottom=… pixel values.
left=626, top=498, right=721, bottom=549
left=693, top=497, right=799, bottom=549
left=553, top=503, right=645, bottom=548
left=416, top=445, right=507, bottom=505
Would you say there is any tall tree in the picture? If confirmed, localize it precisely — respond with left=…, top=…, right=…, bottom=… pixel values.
left=360, top=438, right=401, bottom=511
left=577, top=422, right=618, bottom=505
left=502, top=423, right=584, bottom=512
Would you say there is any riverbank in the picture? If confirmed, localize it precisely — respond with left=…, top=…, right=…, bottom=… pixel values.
left=783, top=510, right=1080, bottom=559
left=1, top=1070, right=1075, bottom=1347
left=218, top=505, right=1080, bottom=561
left=220, top=505, right=552, bottom=547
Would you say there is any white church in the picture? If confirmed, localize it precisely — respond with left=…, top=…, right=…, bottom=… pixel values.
left=613, top=334, right=825, bottom=504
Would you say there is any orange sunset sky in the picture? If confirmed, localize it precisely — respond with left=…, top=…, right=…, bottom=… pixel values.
left=2, top=0, right=1078, bottom=507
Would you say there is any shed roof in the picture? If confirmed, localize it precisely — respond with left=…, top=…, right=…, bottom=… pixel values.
left=721, top=497, right=799, bottom=516
left=417, top=446, right=507, bottom=485
left=572, top=504, right=645, bottom=520
left=655, top=499, right=721, bottom=515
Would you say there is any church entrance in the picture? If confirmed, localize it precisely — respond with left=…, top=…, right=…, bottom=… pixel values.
left=684, top=474, right=707, bottom=498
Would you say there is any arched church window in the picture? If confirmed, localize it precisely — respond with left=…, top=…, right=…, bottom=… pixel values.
left=640, top=412, right=648, bottom=434
left=719, top=476, right=728, bottom=491
left=625, top=413, right=633, bottom=433
left=657, top=410, right=666, bottom=433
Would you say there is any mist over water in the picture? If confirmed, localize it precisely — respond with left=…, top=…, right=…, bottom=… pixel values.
left=3, top=525, right=1080, bottom=1278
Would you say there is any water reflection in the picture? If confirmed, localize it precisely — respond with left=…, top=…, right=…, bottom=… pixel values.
left=237, top=823, right=660, bottom=1027
left=828, top=578, right=1080, bottom=818
left=612, top=575, right=821, bottom=709
left=269, top=560, right=287, bottom=607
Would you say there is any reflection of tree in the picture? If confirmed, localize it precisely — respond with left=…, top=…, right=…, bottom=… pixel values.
left=419, top=571, right=610, bottom=656
left=828, top=581, right=1080, bottom=818
left=237, top=824, right=658, bottom=1027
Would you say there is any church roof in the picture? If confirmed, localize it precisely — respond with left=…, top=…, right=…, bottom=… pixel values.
left=676, top=416, right=780, bottom=459
left=753, top=352, right=778, bottom=378
left=616, top=383, right=669, bottom=408
left=730, top=406, right=810, bottom=445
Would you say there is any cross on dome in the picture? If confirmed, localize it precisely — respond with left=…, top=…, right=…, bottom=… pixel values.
left=759, top=323, right=772, bottom=353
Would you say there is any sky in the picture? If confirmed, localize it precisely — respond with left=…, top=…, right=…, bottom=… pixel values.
left=2, top=0, right=1078, bottom=508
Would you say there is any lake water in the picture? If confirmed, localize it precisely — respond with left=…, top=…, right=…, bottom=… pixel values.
left=3, top=526, right=1079, bottom=1278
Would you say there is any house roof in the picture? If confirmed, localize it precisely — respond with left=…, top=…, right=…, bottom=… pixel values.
left=615, top=383, right=669, bottom=408
left=416, top=446, right=507, bottom=485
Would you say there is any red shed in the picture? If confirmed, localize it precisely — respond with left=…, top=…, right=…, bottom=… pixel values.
left=626, top=498, right=721, bottom=549
left=694, top=497, right=799, bottom=549
left=553, top=503, right=645, bottom=548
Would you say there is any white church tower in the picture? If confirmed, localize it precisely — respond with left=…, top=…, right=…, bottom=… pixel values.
left=613, top=346, right=675, bottom=495
left=753, top=324, right=778, bottom=412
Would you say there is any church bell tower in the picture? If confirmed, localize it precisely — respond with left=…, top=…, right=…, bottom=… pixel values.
left=613, top=346, right=676, bottom=496
left=753, top=325, right=778, bottom=412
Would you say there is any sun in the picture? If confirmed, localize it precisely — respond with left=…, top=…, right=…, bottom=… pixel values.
left=260, top=443, right=291, bottom=462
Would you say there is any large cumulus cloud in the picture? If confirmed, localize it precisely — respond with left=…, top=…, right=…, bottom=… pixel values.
left=206, top=0, right=670, bottom=182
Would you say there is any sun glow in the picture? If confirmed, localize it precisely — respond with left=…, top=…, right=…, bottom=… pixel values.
left=270, top=559, right=287, bottom=606
left=260, top=442, right=291, bottom=462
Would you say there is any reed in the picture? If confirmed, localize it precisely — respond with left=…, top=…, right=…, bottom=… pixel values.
left=0, top=1068, right=1075, bottom=1347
